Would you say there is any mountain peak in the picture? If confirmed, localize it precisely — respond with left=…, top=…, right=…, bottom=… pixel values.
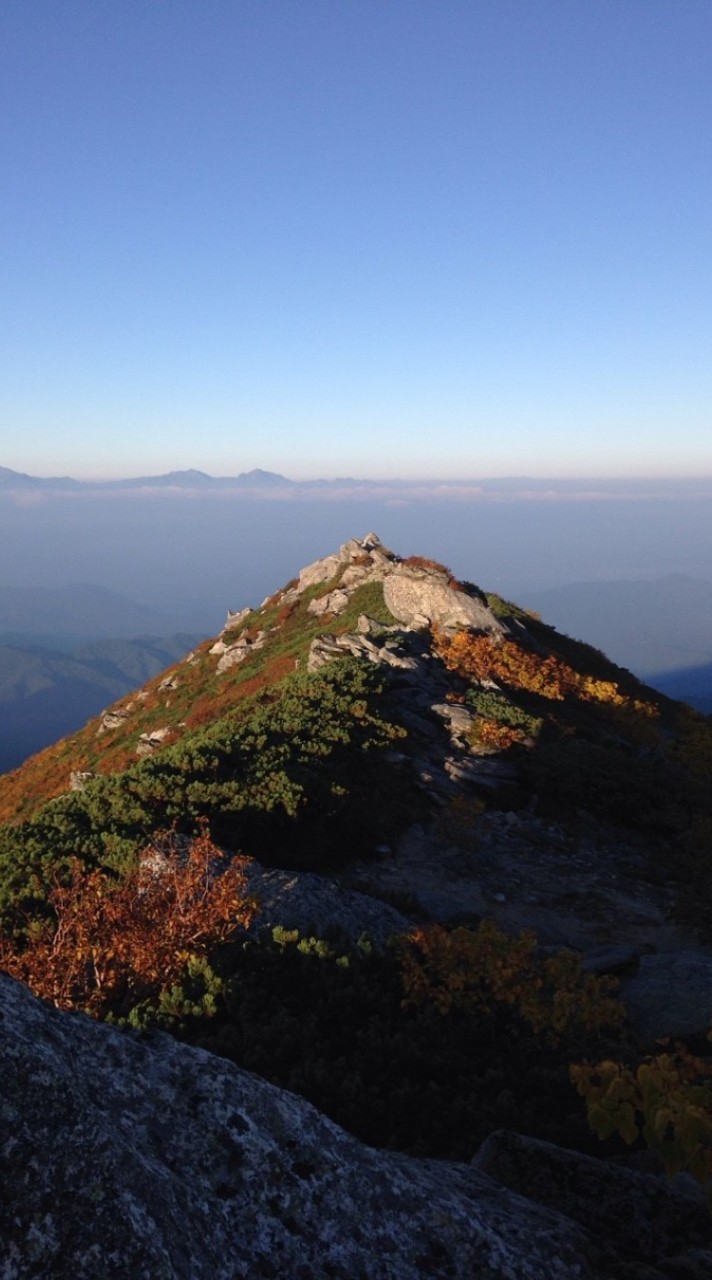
left=3, top=532, right=712, bottom=1275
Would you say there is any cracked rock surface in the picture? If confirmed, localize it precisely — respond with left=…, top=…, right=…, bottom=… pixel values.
left=2, top=972, right=607, bottom=1280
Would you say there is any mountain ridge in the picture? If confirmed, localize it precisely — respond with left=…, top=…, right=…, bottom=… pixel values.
left=2, top=532, right=712, bottom=1274
left=5, top=462, right=712, bottom=496
left=0, top=464, right=293, bottom=491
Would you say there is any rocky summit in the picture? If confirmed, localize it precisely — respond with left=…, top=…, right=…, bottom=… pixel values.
left=2, top=534, right=712, bottom=1276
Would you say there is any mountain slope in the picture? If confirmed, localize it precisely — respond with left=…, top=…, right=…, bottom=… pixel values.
left=0, top=533, right=704, bottom=898
left=2, top=532, right=712, bottom=1235
left=0, top=634, right=202, bottom=773
left=0, top=581, right=190, bottom=640
left=12, top=967, right=703, bottom=1280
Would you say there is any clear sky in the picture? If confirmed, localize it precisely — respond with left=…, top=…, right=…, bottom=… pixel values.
left=2, top=0, right=711, bottom=480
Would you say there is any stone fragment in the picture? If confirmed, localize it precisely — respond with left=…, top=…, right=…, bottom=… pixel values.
left=216, top=646, right=248, bottom=674
left=307, top=588, right=350, bottom=617
left=431, top=702, right=477, bottom=741
left=224, top=606, right=251, bottom=632
left=135, top=726, right=171, bottom=756
left=69, top=771, right=94, bottom=792
left=97, top=707, right=130, bottom=734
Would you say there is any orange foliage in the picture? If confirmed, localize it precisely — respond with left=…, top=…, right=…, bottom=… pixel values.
left=402, top=556, right=464, bottom=590
left=0, top=827, right=257, bottom=1017
left=436, top=631, right=659, bottom=733
left=275, top=599, right=298, bottom=626
left=184, top=652, right=297, bottom=728
left=400, top=920, right=623, bottom=1043
left=436, top=631, right=578, bottom=700
left=473, top=719, right=527, bottom=751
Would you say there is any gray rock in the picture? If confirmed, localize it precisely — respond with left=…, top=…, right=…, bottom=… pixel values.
left=296, top=549, right=344, bottom=591
left=472, top=1130, right=711, bottom=1269
left=0, top=973, right=602, bottom=1280
left=618, top=951, right=712, bottom=1044
left=216, top=645, right=249, bottom=674
left=307, top=588, right=351, bottom=616
left=69, top=770, right=94, bottom=791
left=361, top=531, right=383, bottom=550
left=135, top=726, right=171, bottom=756
left=384, top=568, right=504, bottom=634
left=307, top=631, right=403, bottom=673
left=224, top=606, right=251, bottom=632
left=217, top=631, right=266, bottom=674
left=97, top=706, right=130, bottom=733
left=431, top=701, right=476, bottom=741
left=241, top=859, right=412, bottom=946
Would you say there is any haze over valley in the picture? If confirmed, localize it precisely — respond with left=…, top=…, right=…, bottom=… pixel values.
left=1, top=465, right=711, bottom=770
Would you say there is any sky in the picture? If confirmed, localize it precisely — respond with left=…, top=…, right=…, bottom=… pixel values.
left=2, top=0, right=711, bottom=481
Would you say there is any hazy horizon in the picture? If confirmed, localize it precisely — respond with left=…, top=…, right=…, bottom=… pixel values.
left=4, top=460, right=712, bottom=489
left=5, top=462, right=712, bottom=486
left=2, top=477, right=711, bottom=627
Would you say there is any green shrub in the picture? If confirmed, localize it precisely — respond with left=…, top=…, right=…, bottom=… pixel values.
left=465, top=689, right=543, bottom=738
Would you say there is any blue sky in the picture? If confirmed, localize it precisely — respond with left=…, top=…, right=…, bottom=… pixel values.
left=2, top=0, right=711, bottom=480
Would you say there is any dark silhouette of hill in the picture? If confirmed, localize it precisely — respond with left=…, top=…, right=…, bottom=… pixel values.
left=0, top=582, right=191, bottom=641
left=647, top=661, right=712, bottom=713
left=523, top=574, right=712, bottom=706
left=0, top=634, right=201, bottom=773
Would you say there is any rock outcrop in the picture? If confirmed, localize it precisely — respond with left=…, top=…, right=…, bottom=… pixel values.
left=2, top=971, right=607, bottom=1280
left=293, top=533, right=504, bottom=634
left=618, top=950, right=712, bottom=1044
left=4, top=532, right=712, bottom=1277
left=239, top=858, right=412, bottom=947
left=383, top=567, right=502, bottom=634
left=472, top=1129, right=711, bottom=1276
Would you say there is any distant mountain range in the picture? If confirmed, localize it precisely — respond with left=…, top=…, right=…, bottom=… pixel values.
left=0, top=465, right=293, bottom=491
left=3, top=464, right=712, bottom=499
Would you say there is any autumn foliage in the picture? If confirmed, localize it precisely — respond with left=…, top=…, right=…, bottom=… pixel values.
left=436, top=629, right=659, bottom=726
left=572, top=1046, right=712, bottom=1193
left=400, top=920, right=624, bottom=1044
left=0, top=827, right=256, bottom=1017
left=435, top=631, right=583, bottom=700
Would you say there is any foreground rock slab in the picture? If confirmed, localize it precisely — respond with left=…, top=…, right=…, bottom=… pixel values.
left=2, top=973, right=606, bottom=1280
left=472, top=1129, right=711, bottom=1275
